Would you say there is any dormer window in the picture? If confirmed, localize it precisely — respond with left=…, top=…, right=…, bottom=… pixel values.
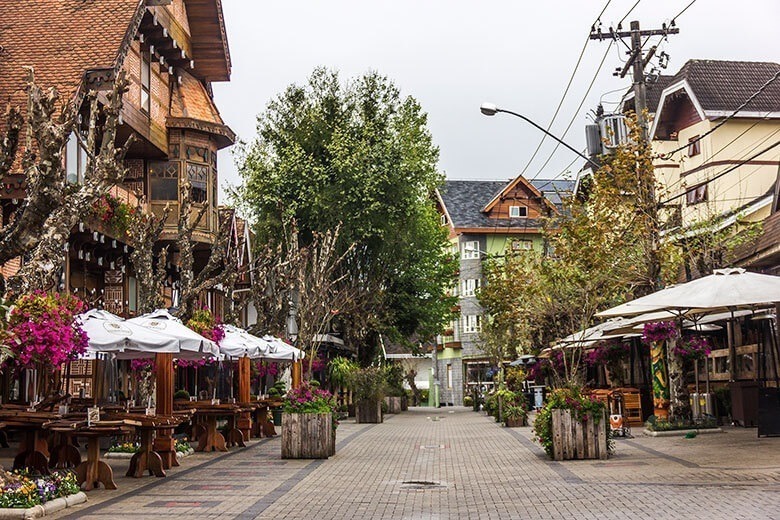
left=440, top=214, right=447, bottom=226
left=509, top=206, right=527, bottom=218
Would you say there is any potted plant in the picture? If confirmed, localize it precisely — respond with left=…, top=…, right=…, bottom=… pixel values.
left=349, top=367, right=385, bottom=424
left=280, top=381, right=337, bottom=459
left=503, top=403, right=528, bottom=427
left=383, top=364, right=405, bottom=414
left=268, top=380, right=286, bottom=426
left=533, top=386, right=610, bottom=461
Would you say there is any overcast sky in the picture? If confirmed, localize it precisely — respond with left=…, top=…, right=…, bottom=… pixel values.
left=213, top=0, right=780, bottom=200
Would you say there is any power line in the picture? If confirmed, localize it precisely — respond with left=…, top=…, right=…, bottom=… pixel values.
left=618, top=0, right=641, bottom=27
left=657, top=68, right=780, bottom=159
left=530, top=41, right=615, bottom=181
left=672, top=0, right=697, bottom=24
left=513, top=0, right=614, bottom=180
left=660, top=112, right=780, bottom=196
left=658, top=139, right=780, bottom=206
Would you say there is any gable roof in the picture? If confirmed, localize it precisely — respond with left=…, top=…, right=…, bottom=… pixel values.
left=481, top=174, right=552, bottom=213
left=623, top=74, right=674, bottom=114
left=0, top=0, right=143, bottom=112
left=438, top=178, right=573, bottom=231
left=669, top=59, right=780, bottom=114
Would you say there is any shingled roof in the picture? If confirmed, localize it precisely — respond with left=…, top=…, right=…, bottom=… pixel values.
left=670, top=59, right=780, bottom=113
left=0, top=0, right=142, bottom=111
left=438, top=179, right=573, bottom=230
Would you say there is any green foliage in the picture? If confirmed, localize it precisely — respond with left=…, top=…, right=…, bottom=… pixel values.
left=504, top=367, right=526, bottom=392
left=462, top=395, right=473, bottom=407
left=174, top=389, right=190, bottom=400
left=348, top=366, right=386, bottom=402
left=283, top=382, right=337, bottom=415
left=533, top=386, right=607, bottom=458
left=328, top=356, right=358, bottom=387
left=236, top=67, right=457, bottom=350
left=382, top=363, right=406, bottom=397
left=484, top=388, right=527, bottom=423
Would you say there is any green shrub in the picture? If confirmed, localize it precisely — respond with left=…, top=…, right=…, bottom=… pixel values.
left=463, top=395, right=474, bottom=407
left=174, top=389, right=190, bottom=400
left=349, top=366, right=386, bottom=402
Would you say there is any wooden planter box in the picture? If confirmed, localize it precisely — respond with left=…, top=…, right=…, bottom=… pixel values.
left=401, top=395, right=408, bottom=411
left=551, top=409, right=608, bottom=461
left=356, top=400, right=383, bottom=424
left=281, top=413, right=334, bottom=459
left=385, top=396, right=402, bottom=414
left=504, top=416, right=526, bottom=427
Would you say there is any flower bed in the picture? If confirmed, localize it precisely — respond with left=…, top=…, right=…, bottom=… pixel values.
left=0, top=469, right=85, bottom=515
left=105, top=438, right=193, bottom=459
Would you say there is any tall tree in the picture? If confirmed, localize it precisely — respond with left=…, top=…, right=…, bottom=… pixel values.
left=237, top=68, right=456, bottom=356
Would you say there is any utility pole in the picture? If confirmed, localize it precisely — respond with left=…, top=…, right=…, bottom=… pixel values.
left=590, top=20, right=679, bottom=293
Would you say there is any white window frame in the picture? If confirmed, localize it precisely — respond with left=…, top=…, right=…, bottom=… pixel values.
left=509, top=205, right=527, bottom=218
left=511, top=239, right=533, bottom=252
left=440, top=214, right=447, bottom=226
left=463, top=315, right=482, bottom=334
left=462, top=240, right=480, bottom=259
left=461, top=279, right=480, bottom=297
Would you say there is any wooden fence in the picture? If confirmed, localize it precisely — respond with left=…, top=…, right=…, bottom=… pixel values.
left=551, top=408, right=608, bottom=461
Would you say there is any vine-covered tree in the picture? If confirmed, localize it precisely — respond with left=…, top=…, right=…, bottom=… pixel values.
left=237, top=68, right=457, bottom=358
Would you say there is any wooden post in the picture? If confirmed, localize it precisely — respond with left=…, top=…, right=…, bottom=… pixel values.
left=154, top=353, right=176, bottom=469
left=237, top=356, right=252, bottom=439
left=292, top=360, right=302, bottom=389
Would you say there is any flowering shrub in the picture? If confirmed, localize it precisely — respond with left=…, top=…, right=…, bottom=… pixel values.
left=642, top=321, right=678, bottom=343
left=533, top=386, right=608, bottom=458
left=4, top=292, right=88, bottom=371
left=282, top=381, right=337, bottom=415
left=130, top=358, right=154, bottom=375
left=186, top=307, right=225, bottom=345
left=175, top=437, right=191, bottom=452
left=0, top=469, right=80, bottom=508
left=674, top=335, right=711, bottom=361
left=584, top=340, right=629, bottom=367
left=254, top=360, right=279, bottom=381
left=90, top=193, right=133, bottom=234
left=176, top=358, right=215, bottom=369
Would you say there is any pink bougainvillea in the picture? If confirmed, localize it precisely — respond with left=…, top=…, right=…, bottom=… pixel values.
left=4, top=291, right=88, bottom=371
left=186, top=307, right=225, bottom=346
left=642, top=321, right=678, bottom=343
left=674, top=335, right=712, bottom=361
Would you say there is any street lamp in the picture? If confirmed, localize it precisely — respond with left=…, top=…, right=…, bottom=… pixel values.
left=480, top=102, right=601, bottom=170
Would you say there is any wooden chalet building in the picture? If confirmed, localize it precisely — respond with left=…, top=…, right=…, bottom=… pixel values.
left=0, top=1, right=251, bottom=397
left=434, top=176, right=573, bottom=405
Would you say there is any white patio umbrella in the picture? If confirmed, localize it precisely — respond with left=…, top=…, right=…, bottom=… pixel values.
left=261, top=335, right=306, bottom=361
left=219, top=325, right=271, bottom=359
left=596, top=268, right=780, bottom=319
left=77, top=309, right=180, bottom=355
left=127, top=309, right=219, bottom=360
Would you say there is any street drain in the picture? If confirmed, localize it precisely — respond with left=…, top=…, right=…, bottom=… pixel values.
left=401, top=480, right=445, bottom=490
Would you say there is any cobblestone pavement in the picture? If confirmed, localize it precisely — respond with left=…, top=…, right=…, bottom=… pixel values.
left=17, top=407, right=780, bottom=519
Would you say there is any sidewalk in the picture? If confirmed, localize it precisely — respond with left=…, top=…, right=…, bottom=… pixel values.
left=29, top=407, right=780, bottom=519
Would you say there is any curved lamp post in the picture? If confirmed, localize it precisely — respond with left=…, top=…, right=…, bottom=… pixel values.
left=480, top=102, right=601, bottom=170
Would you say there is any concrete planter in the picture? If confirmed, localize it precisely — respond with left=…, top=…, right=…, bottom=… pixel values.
left=0, top=492, right=87, bottom=519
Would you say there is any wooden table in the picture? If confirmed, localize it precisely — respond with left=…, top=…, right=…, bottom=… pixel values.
left=187, top=403, right=244, bottom=452
left=105, top=413, right=186, bottom=478
left=246, top=401, right=279, bottom=438
left=0, top=409, right=62, bottom=475
left=45, top=419, right=137, bottom=491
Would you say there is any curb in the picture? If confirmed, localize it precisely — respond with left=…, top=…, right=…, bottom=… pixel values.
left=643, top=427, right=723, bottom=437
left=0, top=492, right=87, bottom=519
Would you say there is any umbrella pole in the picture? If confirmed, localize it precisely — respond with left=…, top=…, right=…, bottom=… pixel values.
left=154, top=352, right=176, bottom=469
left=728, top=310, right=737, bottom=382
left=237, top=356, right=251, bottom=439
